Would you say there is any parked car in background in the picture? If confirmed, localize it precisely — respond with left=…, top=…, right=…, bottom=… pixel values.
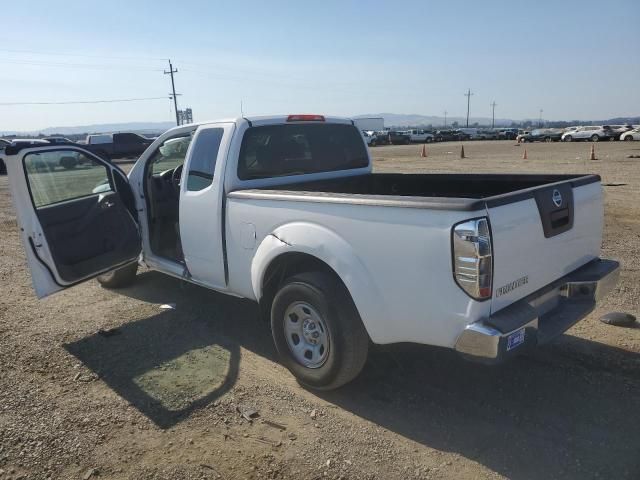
left=497, top=128, right=518, bottom=140
left=457, top=128, right=481, bottom=139
left=561, top=126, right=615, bottom=142
left=434, top=130, right=467, bottom=142
left=480, top=129, right=499, bottom=140
left=361, top=131, right=374, bottom=146
left=82, top=132, right=154, bottom=160
left=406, top=129, right=434, bottom=143
left=0, top=139, right=12, bottom=174
left=0, top=138, right=84, bottom=171
left=43, top=136, right=76, bottom=145
left=610, top=125, right=634, bottom=140
left=387, top=130, right=411, bottom=145
left=620, top=128, right=640, bottom=141
left=369, top=131, right=389, bottom=146
left=516, top=131, right=531, bottom=143
left=519, top=129, right=564, bottom=143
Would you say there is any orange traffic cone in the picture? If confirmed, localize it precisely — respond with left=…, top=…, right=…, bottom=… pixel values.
left=421, top=144, right=427, bottom=158
left=590, top=144, right=597, bottom=160
left=460, top=145, right=466, bottom=159
left=522, top=148, right=528, bottom=160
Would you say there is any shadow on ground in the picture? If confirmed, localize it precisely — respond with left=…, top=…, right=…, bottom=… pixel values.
left=65, top=271, right=275, bottom=428
left=67, top=271, right=640, bottom=478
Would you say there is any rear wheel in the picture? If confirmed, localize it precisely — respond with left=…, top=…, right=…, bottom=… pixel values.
left=591, top=134, right=600, bottom=142
left=270, top=272, right=369, bottom=390
left=625, top=135, right=634, bottom=141
left=97, top=262, right=138, bottom=288
left=564, top=135, right=573, bottom=142
left=544, top=137, right=552, bottom=143
left=0, top=159, right=6, bottom=175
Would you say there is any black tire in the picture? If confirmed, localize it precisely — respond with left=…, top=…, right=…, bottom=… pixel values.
left=544, top=137, right=552, bottom=143
left=624, top=135, right=634, bottom=141
left=270, top=272, right=369, bottom=390
left=564, top=135, right=572, bottom=142
left=591, top=134, right=600, bottom=142
left=60, top=156, right=77, bottom=170
left=0, top=159, right=6, bottom=175
left=97, top=262, right=138, bottom=288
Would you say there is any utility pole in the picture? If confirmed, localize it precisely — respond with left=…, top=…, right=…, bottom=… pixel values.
left=443, top=110, right=447, bottom=127
left=539, top=109, right=543, bottom=127
left=491, top=101, right=497, bottom=129
left=164, top=59, right=179, bottom=126
left=464, top=89, right=473, bottom=127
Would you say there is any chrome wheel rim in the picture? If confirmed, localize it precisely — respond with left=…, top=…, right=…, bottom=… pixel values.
left=283, top=302, right=330, bottom=368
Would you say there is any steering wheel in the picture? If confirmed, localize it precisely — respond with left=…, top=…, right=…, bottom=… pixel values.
left=171, top=164, right=184, bottom=193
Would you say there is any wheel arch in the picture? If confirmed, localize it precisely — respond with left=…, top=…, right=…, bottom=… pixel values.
left=250, top=222, right=388, bottom=342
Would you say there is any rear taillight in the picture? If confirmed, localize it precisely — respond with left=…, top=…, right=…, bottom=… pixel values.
left=286, top=114, right=325, bottom=122
left=452, top=217, right=493, bottom=300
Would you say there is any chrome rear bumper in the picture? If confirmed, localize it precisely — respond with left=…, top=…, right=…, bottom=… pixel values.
left=455, top=259, right=620, bottom=363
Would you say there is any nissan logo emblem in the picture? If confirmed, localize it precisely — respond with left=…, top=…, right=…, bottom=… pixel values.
left=552, top=189, right=562, bottom=207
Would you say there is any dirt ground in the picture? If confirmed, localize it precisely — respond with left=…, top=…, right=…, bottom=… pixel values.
left=1, top=140, right=639, bottom=480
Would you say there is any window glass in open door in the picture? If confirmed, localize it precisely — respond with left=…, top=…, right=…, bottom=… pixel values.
left=5, top=146, right=141, bottom=298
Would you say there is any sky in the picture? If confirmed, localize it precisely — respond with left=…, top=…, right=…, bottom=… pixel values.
left=1, top=0, right=639, bottom=131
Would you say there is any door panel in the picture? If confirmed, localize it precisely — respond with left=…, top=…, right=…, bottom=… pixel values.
left=37, top=192, right=140, bottom=282
left=5, top=146, right=141, bottom=298
left=179, top=123, right=234, bottom=288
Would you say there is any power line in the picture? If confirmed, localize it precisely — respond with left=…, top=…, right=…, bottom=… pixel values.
left=0, top=97, right=168, bottom=106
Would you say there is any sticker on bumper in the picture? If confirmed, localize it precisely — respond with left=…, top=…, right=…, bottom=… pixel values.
left=507, top=328, right=526, bottom=351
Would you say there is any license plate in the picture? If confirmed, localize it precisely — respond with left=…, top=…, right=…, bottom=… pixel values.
left=507, top=328, right=526, bottom=351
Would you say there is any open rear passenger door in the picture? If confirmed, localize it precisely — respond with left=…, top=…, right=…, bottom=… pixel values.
left=4, top=145, right=141, bottom=298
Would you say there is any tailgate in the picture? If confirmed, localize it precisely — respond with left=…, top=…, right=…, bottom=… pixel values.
left=488, top=178, right=603, bottom=313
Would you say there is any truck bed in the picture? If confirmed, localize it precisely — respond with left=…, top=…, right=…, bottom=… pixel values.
left=230, top=173, right=600, bottom=211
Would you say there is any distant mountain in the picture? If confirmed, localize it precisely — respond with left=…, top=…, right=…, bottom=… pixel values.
left=1, top=121, right=175, bottom=137
left=4, top=114, right=638, bottom=137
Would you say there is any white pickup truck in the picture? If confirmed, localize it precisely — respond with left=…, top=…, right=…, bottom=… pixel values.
left=4, top=114, right=619, bottom=390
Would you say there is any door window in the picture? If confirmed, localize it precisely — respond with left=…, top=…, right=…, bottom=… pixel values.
left=186, top=127, right=224, bottom=191
left=150, top=135, right=193, bottom=174
left=23, top=150, right=112, bottom=208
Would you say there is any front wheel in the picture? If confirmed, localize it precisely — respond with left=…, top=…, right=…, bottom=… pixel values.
left=625, top=135, right=634, bottom=141
left=97, top=262, right=138, bottom=288
left=591, top=134, right=600, bottom=142
left=564, top=135, right=572, bottom=142
left=270, top=272, right=369, bottom=390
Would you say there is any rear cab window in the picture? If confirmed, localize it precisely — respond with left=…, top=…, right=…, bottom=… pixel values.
left=237, top=123, right=368, bottom=180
